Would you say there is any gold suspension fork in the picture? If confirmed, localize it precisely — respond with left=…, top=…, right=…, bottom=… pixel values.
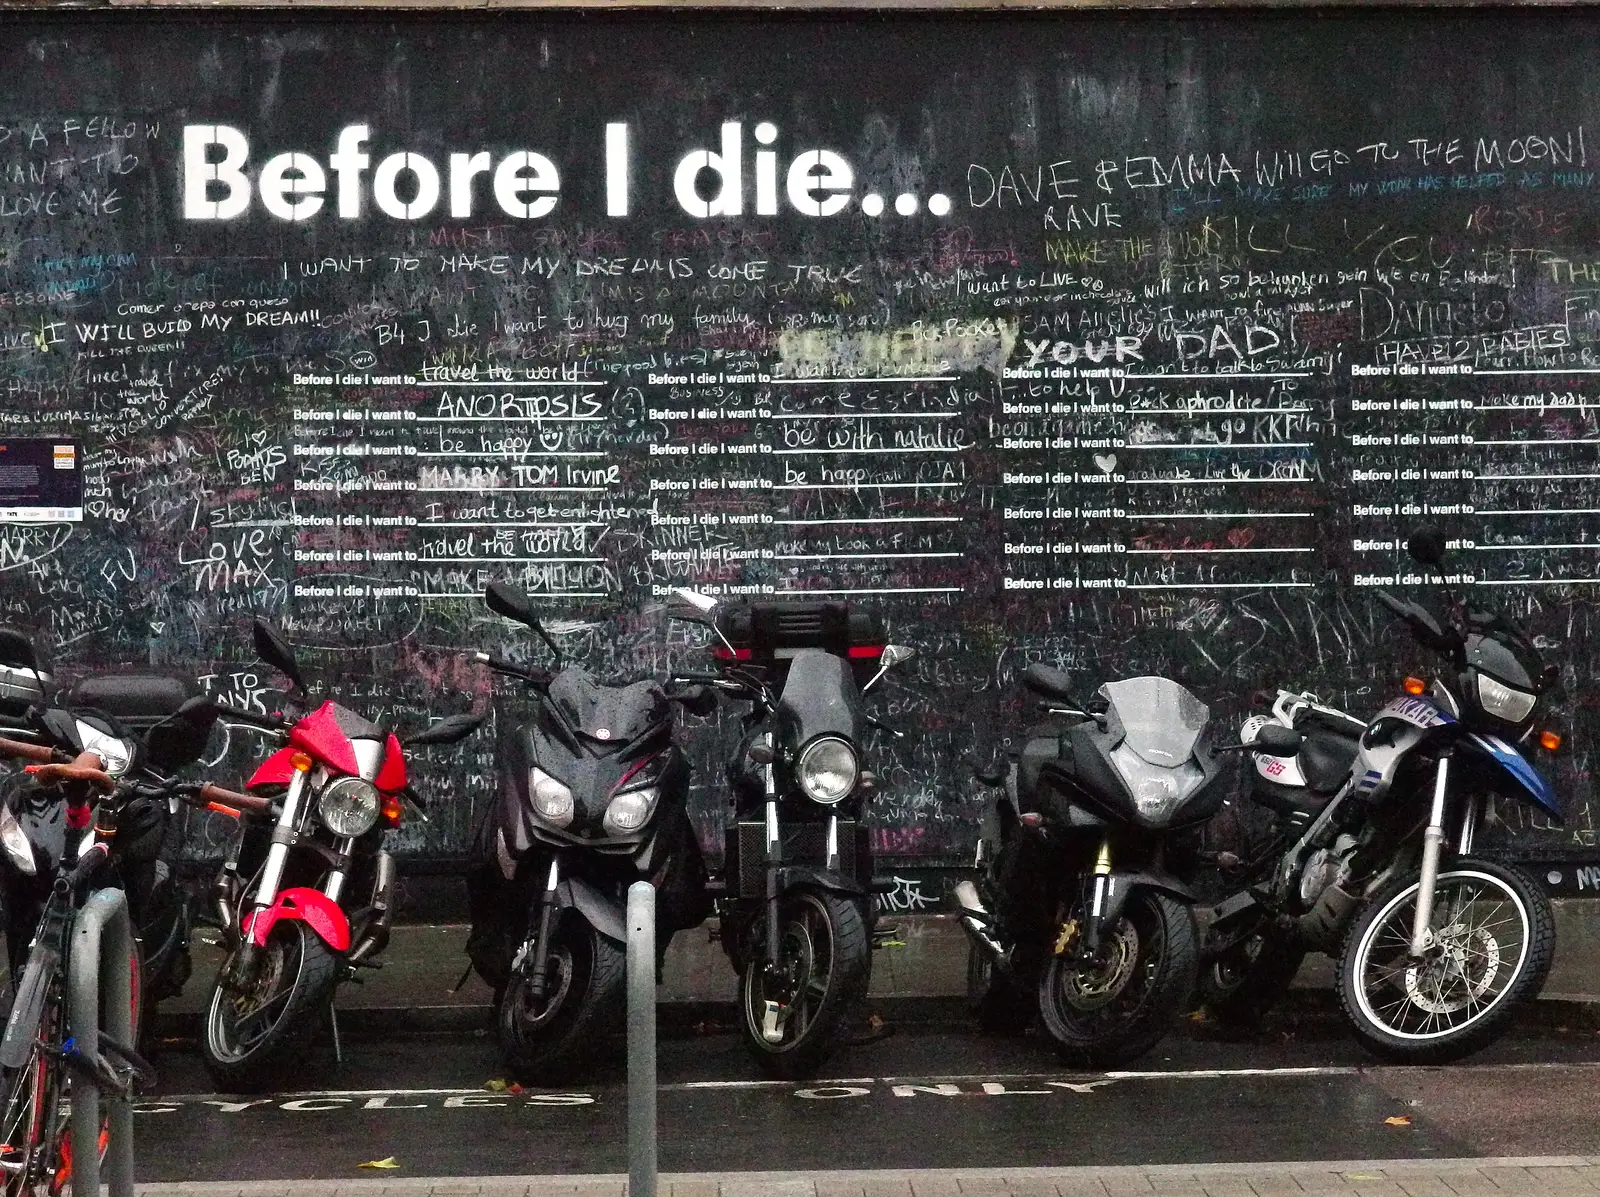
left=1084, top=837, right=1114, bottom=955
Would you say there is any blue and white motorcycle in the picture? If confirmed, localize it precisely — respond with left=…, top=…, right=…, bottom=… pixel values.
left=1204, top=529, right=1562, bottom=1062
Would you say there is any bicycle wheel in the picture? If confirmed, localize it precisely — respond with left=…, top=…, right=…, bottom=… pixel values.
left=0, top=982, right=63, bottom=1197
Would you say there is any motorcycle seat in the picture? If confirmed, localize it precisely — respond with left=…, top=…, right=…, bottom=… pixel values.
left=1294, top=720, right=1361, bottom=793
left=68, top=673, right=202, bottom=727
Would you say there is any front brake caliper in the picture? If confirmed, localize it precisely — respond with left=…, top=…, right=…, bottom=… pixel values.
left=1053, top=919, right=1080, bottom=957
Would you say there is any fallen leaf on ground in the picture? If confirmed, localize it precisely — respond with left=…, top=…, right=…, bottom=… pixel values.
left=508, top=1083, right=525, bottom=1095
left=867, top=1014, right=885, bottom=1031
left=1384, top=1116, right=1413, bottom=1127
left=484, top=1079, right=509, bottom=1092
left=359, top=1158, right=400, bottom=1170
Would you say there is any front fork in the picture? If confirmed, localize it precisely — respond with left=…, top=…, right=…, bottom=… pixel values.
left=233, top=753, right=312, bottom=987
left=1411, top=751, right=1478, bottom=957
left=1083, top=837, right=1114, bottom=956
left=524, top=855, right=561, bottom=1001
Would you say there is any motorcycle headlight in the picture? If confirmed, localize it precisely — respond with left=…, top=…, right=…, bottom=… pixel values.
left=76, top=723, right=133, bottom=779
left=0, top=806, right=35, bottom=876
left=530, top=766, right=575, bottom=828
left=797, top=737, right=858, bottom=805
left=1477, top=673, right=1537, bottom=724
left=603, top=786, right=659, bottom=834
left=317, top=776, right=381, bottom=838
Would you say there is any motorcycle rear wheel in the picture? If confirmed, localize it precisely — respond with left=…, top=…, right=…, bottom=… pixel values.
left=1038, top=890, right=1198, bottom=1067
left=201, top=921, right=339, bottom=1092
left=740, top=888, right=870, bottom=1080
left=1199, top=925, right=1305, bottom=1028
left=966, top=941, right=1032, bottom=1034
left=1338, top=858, right=1555, bottom=1064
left=497, top=909, right=626, bottom=1084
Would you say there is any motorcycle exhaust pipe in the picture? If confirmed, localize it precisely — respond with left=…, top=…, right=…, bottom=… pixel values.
left=349, top=851, right=395, bottom=965
left=951, top=880, right=1009, bottom=966
left=213, top=862, right=241, bottom=943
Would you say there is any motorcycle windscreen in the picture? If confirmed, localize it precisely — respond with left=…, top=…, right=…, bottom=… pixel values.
left=547, top=668, right=668, bottom=746
left=1099, top=676, right=1209, bottom=766
left=776, top=651, right=866, bottom=745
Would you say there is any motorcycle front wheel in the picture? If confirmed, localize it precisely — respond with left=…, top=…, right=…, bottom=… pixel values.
left=740, top=888, right=869, bottom=1080
left=1338, top=858, right=1555, bottom=1064
left=1038, top=890, right=1198, bottom=1067
left=497, top=909, right=626, bottom=1084
left=202, top=921, right=339, bottom=1092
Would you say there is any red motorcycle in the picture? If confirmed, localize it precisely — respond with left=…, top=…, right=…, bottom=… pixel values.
left=200, top=619, right=482, bottom=1090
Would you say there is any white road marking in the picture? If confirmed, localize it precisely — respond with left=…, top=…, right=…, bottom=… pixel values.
left=146, top=1059, right=1600, bottom=1106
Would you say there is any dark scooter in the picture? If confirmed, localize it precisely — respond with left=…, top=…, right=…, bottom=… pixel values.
left=466, top=582, right=717, bottom=1082
left=670, top=588, right=915, bottom=1079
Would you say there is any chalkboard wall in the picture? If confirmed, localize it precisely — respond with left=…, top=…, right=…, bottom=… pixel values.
left=2, top=9, right=1597, bottom=872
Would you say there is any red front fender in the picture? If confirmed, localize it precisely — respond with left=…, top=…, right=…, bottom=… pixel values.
left=242, top=887, right=351, bottom=953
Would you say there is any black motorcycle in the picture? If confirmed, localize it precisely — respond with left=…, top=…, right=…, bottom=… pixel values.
left=466, top=582, right=717, bottom=1082
left=959, top=667, right=1250, bottom=1065
left=0, top=628, right=218, bottom=1022
left=1199, top=529, right=1562, bottom=1063
left=670, top=589, right=915, bottom=1078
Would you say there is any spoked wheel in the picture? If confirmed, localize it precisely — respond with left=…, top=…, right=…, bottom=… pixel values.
left=202, top=921, right=338, bottom=1092
left=1339, top=859, right=1555, bottom=1064
left=0, top=992, right=61, bottom=1197
left=497, top=909, right=625, bottom=1085
left=740, top=888, right=869, bottom=1080
left=1038, top=891, right=1198, bottom=1067
left=1200, top=925, right=1305, bottom=1028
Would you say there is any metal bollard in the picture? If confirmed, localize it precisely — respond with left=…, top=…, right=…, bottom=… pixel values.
left=68, top=887, right=136, bottom=1197
left=626, top=881, right=657, bottom=1197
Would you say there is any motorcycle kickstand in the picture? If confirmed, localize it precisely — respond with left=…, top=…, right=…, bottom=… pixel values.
left=329, top=1006, right=342, bottom=1067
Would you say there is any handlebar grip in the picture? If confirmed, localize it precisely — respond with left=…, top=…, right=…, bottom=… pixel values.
left=64, top=843, right=110, bottom=890
left=197, top=783, right=273, bottom=816
left=214, top=703, right=284, bottom=730
left=0, top=737, right=57, bottom=764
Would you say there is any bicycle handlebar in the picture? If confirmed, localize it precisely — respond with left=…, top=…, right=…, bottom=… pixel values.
left=0, top=736, right=60, bottom=765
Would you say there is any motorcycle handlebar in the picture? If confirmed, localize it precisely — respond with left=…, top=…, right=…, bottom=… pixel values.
left=193, top=782, right=273, bottom=816
left=1375, top=590, right=1411, bottom=617
left=214, top=702, right=287, bottom=731
left=473, top=651, right=552, bottom=687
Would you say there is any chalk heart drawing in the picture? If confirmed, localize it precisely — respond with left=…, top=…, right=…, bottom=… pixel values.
left=149, top=622, right=166, bottom=636
left=1227, top=527, right=1256, bottom=549
left=1093, top=453, right=1117, bottom=473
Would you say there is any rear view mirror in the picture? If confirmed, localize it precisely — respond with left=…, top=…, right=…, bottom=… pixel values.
left=1407, top=527, right=1449, bottom=570
left=253, top=619, right=307, bottom=693
left=403, top=711, right=486, bottom=748
left=484, top=583, right=564, bottom=667
left=1251, top=724, right=1304, bottom=755
left=144, top=694, right=219, bottom=773
left=881, top=645, right=916, bottom=668
left=672, top=588, right=719, bottom=613
left=1021, top=663, right=1075, bottom=702
left=0, top=629, right=37, bottom=672
left=485, top=582, right=539, bottom=626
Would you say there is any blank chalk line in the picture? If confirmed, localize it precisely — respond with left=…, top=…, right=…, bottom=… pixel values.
left=1125, top=547, right=1314, bottom=556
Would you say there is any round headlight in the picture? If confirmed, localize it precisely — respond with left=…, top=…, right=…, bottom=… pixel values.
left=530, top=766, right=574, bottom=827
left=317, top=776, right=380, bottom=838
left=1477, top=672, right=1536, bottom=724
left=797, top=737, right=858, bottom=805
left=603, top=786, right=659, bottom=834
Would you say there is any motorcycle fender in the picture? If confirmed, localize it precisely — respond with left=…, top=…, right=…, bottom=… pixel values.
left=776, top=865, right=867, bottom=897
left=1098, top=871, right=1197, bottom=930
left=244, top=887, right=351, bottom=953
left=559, top=876, right=626, bottom=945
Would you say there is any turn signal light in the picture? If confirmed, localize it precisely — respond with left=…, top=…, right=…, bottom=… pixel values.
left=380, top=793, right=404, bottom=828
left=1541, top=729, right=1563, bottom=752
left=1403, top=677, right=1427, bottom=695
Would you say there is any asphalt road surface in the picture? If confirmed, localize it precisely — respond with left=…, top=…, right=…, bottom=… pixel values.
left=134, top=1000, right=1600, bottom=1181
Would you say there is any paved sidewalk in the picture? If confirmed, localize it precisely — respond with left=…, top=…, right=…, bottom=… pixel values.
left=133, top=1160, right=1600, bottom=1197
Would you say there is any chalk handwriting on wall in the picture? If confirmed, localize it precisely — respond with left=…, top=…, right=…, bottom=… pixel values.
left=1, top=10, right=1597, bottom=866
